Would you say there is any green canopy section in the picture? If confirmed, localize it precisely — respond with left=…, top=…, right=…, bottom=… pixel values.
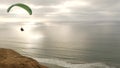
left=7, top=3, right=32, bottom=15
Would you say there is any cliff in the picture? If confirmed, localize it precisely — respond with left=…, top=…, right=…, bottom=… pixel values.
left=0, top=48, right=47, bottom=68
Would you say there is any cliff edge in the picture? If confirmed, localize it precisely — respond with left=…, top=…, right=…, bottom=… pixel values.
left=0, top=48, right=47, bottom=68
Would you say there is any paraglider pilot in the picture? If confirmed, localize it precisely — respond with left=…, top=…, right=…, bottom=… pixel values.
left=20, top=27, right=24, bottom=31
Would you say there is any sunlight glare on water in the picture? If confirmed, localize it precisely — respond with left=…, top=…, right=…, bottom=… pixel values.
left=14, top=22, right=44, bottom=44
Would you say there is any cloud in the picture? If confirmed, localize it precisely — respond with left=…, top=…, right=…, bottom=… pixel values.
left=25, top=0, right=68, bottom=6
left=0, top=0, right=120, bottom=23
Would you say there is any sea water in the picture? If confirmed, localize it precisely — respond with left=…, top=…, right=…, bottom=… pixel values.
left=0, top=21, right=120, bottom=68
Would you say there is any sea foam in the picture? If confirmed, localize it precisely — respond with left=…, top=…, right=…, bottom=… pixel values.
left=33, top=57, right=114, bottom=68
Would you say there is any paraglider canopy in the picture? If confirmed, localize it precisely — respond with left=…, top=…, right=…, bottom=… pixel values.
left=7, top=3, right=32, bottom=15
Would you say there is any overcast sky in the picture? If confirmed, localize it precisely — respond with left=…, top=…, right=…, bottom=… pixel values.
left=0, top=0, right=120, bottom=23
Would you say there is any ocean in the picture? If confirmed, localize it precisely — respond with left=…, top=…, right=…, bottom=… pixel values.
left=0, top=21, right=120, bottom=68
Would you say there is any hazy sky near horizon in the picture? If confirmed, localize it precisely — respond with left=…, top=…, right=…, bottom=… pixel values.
left=0, top=0, right=120, bottom=23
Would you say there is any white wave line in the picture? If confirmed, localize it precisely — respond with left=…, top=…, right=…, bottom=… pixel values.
left=33, top=57, right=113, bottom=68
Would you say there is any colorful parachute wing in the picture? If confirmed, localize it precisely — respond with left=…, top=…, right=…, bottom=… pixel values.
left=7, top=3, right=32, bottom=15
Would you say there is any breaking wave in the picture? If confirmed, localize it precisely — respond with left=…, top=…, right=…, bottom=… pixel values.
left=33, top=57, right=115, bottom=68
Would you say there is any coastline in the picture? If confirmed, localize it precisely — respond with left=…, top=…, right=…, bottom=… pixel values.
left=0, top=48, right=47, bottom=68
